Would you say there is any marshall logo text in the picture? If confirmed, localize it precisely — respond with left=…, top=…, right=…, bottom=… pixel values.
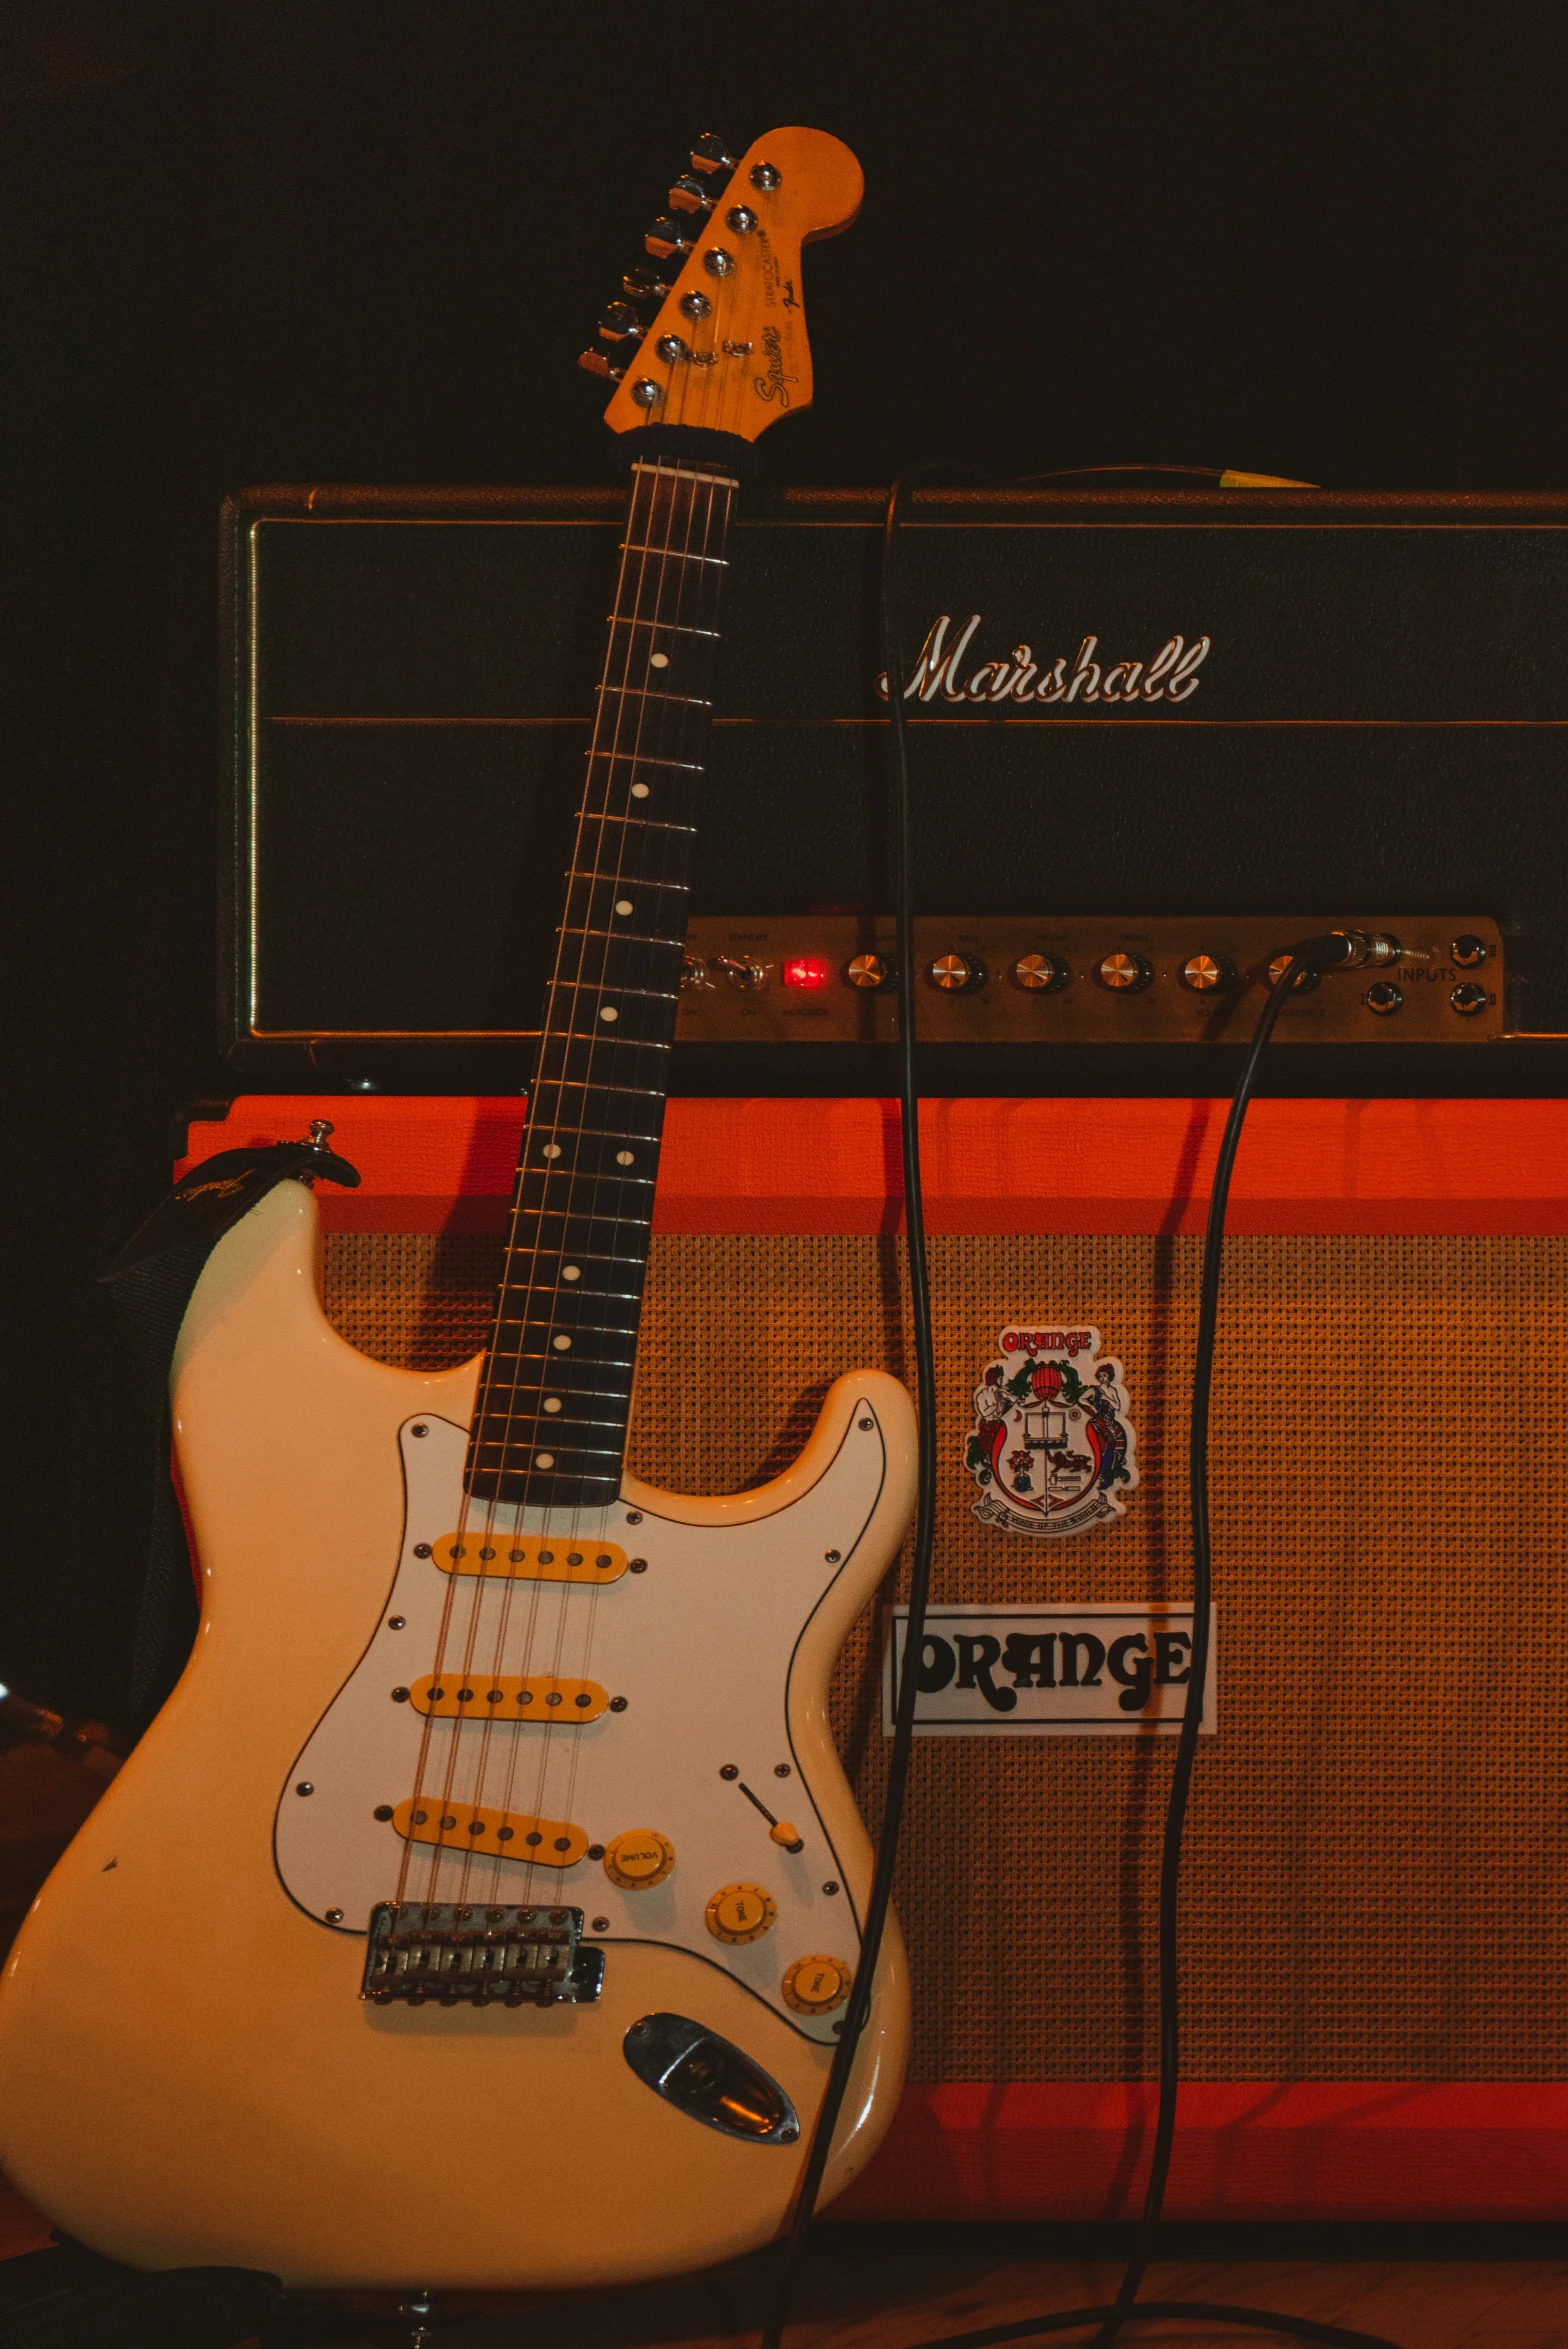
left=875, top=614, right=1211, bottom=708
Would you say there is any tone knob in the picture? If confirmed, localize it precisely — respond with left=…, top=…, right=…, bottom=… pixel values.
left=705, top=1883, right=778, bottom=1945
left=1096, top=952, right=1153, bottom=993
left=928, top=953, right=985, bottom=992
left=1011, top=953, right=1069, bottom=993
left=602, top=1829, right=675, bottom=1889
left=781, top=1954, right=852, bottom=2015
left=1267, top=953, right=1321, bottom=994
left=1179, top=953, right=1235, bottom=993
left=715, top=954, right=767, bottom=992
left=846, top=952, right=893, bottom=990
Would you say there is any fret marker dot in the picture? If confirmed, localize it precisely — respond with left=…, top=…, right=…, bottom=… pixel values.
left=542, top=1144, right=562, bottom=1158
left=563, top=1266, right=581, bottom=1281
left=543, top=1398, right=563, bottom=1414
left=599, top=1005, right=619, bottom=1022
left=631, top=783, right=650, bottom=798
left=553, top=1335, right=572, bottom=1350
left=535, top=1453, right=555, bottom=1468
left=614, top=900, right=633, bottom=916
left=616, top=1150, right=634, bottom=1165
left=650, top=653, right=669, bottom=669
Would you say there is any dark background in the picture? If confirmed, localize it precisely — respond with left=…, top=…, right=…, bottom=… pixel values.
left=5, top=0, right=1568, bottom=1720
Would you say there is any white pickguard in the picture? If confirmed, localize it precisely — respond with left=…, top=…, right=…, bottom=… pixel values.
left=275, top=1403, right=893, bottom=2043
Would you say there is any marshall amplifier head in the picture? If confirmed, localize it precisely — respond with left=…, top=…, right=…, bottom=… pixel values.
left=222, top=483, right=1568, bottom=1093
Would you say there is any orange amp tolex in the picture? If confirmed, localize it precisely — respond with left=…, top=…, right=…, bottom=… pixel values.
left=180, top=1090, right=1568, bottom=2225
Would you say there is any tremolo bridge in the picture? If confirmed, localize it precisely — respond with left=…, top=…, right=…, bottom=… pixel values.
left=361, top=1902, right=605, bottom=2008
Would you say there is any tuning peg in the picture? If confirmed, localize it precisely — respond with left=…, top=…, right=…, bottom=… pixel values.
left=598, top=302, right=642, bottom=344
left=578, top=349, right=622, bottom=381
left=645, top=216, right=695, bottom=261
left=622, top=265, right=671, bottom=302
left=668, top=174, right=714, bottom=216
left=689, top=134, right=736, bottom=176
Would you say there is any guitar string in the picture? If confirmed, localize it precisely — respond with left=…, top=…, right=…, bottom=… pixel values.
left=397, top=304, right=738, bottom=1939
left=514, top=461, right=723, bottom=1902
left=463, top=457, right=711, bottom=1914
left=545, top=463, right=727, bottom=1883
left=397, top=460, right=666, bottom=1919
left=467, top=458, right=680, bottom=1909
left=467, top=458, right=678, bottom=1912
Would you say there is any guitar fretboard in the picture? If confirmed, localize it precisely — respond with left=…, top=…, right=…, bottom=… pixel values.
left=465, top=458, right=737, bottom=1509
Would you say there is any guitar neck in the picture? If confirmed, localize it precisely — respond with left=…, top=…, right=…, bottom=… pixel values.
left=465, top=457, right=739, bottom=1509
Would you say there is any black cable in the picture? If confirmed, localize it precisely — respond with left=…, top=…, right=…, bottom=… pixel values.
left=764, top=469, right=1401, bottom=2349
left=758, top=459, right=943, bottom=2349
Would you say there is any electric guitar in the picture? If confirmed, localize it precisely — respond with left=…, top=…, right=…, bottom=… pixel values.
left=0, top=127, right=915, bottom=2292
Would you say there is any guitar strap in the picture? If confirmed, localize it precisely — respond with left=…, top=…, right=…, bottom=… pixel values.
left=101, top=1137, right=360, bottom=1731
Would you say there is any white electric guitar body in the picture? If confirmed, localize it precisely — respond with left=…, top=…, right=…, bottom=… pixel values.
left=0, top=124, right=908, bottom=2292
left=0, top=1182, right=914, bottom=2287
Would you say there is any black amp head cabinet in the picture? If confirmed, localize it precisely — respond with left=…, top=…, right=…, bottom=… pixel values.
left=224, top=484, right=1568, bottom=1095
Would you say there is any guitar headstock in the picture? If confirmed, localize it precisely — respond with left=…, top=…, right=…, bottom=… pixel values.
left=580, top=126, right=862, bottom=445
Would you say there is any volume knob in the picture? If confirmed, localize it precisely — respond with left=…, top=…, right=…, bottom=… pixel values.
left=1011, top=953, right=1069, bottom=993
left=602, top=1829, right=675, bottom=1889
left=846, top=953, right=893, bottom=990
left=928, top=953, right=985, bottom=992
left=1097, top=952, right=1153, bottom=993
left=1179, top=953, right=1235, bottom=993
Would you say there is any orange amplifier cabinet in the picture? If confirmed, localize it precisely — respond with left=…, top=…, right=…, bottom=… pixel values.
left=183, top=1093, right=1568, bottom=2224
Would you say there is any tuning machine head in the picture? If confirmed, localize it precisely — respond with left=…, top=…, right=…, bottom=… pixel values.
left=668, top=173, right=714, bottom=216
left=621, top=265, right=671, bottom=304
left=689, top=133, right=736, bottom=177
left=597, top=301, right=642, bottom=344
left=645, top=216, right=695, bottom=261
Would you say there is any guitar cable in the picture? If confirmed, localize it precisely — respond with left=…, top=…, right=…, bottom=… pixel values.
left=760, top=467, right=1402, bottom=2349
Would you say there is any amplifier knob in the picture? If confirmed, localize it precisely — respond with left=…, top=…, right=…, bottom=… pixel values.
left=846, top=952, right=895, bottom=990
left=1011, top=953, right=1070, bottom=993
left=928, top=953, right=985, bottom=992
left=1096, top=952, right=1153, bottom=993
left=1365, top=981, right=1403, bottom=1016
left=1450, top=981, right=1489, bottom=1016
left=1451, top=934, right=1490, bottom=969
left=1267, top=953, right=1322, bottom=994
left=1179, top=953, right=1235, bottom=994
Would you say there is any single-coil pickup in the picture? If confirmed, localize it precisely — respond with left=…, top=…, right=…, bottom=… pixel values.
left=409, top=1673, right=608, bottom=1722
left=428, top=1534, right=626, bottom=1584
left=391, top=1797, right=589, bottom=1868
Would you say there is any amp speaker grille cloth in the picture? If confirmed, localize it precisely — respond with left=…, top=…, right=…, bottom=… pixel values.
left=323, top=1229, right=1568, bottom=2083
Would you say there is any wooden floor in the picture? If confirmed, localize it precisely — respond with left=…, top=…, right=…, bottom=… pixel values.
left=287, top=2243, right=1568, bottom=2348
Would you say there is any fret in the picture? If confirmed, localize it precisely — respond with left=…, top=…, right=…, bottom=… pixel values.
left=607, top=616, right=719, bottom=638
left=585, top=752, right=704, bottom=773
left=597, top=684, right=711, bottom=707
left=618, top=544, right=729, bottom=565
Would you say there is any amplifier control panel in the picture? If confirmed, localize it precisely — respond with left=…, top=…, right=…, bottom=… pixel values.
left=674, top=917, right=1506, bottom=1046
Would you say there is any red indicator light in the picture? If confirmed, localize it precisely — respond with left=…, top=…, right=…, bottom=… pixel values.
left=782, top=956, right=830, bottom=990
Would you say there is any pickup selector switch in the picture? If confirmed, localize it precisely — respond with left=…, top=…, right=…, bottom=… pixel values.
left=1011, top=953, right=1070, bottom=993
left=1180, top=953, right=1235, bottom=993
left=929, top=953, right=985, bottom=992
left=1097, top=952, right=1154, bottom=993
